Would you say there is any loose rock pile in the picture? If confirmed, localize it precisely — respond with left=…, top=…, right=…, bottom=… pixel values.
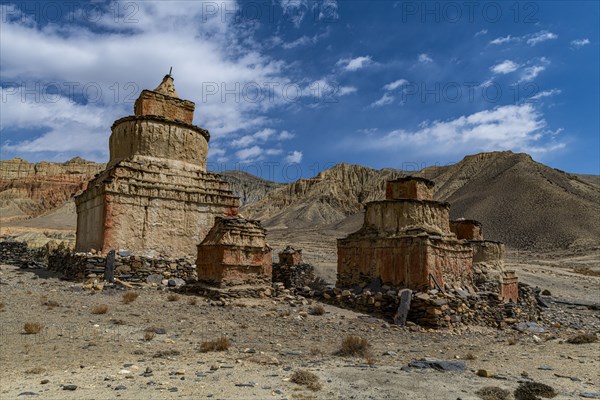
left=272, top=263, right=317, bottom=290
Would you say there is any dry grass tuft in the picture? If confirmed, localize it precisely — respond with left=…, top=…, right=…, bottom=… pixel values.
left=200, top=336, right=230, bottom=353
left=91, top=304, right=109, bottom=314
left=476, top=386, right=511, bottom=400
left=153, top=349, right=181, bottom=358
left=24, top=367, right=46, bottom=375
left=143, top=331, right=155, bottom=341
left=566, top=333, right=597, bottom=344
left=122, top=291, right=139, bottom=304
left=309, top=304, right=325, bottom=315
left=290, top=370, right=322, bottom=391
left=167, top=294, right=180, bottom=302
left=507, top=337, right=518, bottom=345
left=514, top=382, right=557, bottom=400
left=336, top=335, right=370, bottom=357
left=0, top=302, right=4, bottom=312
left=464, top=352, right=477, bottom=360
left=187, top=297, right=198, bottom=305
left=23, top=322, right=43, bottom=334
left=44, top=300, right=59, bottom=310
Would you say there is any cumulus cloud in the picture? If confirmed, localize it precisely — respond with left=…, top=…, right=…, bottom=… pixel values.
left=383, top=79, right=408, bottom=91
left=490, top=60, right=519, bottom=74
left=278, top=131, right=295, bottom=140
left=369, top=93, right=394, bottom=108
left=285, top=150, right=303, bottom=163
left=418, top=53, right=433, bottom=63
left=571, top=38, right=590, bottom=49
left=359, top=104, right=565, bottom=156
left=526, top=31, right=558, bottom=46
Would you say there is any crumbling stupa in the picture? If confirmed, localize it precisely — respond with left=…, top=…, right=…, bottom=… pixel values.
left=337, top=177, right=474, bottom=291
left=196, top=217, right=272, bottom=287
left=75, top=74, right=239, bottom=258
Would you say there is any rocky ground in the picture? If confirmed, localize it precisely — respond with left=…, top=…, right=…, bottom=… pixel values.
left=0, top=250, right=598, bottom=400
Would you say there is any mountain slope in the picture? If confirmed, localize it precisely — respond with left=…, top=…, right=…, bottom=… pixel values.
left=418, top=151, right=600, bottom=249
left=219, top=170, right=283, bottom=206
left=241, top=163, right=403, bottom=228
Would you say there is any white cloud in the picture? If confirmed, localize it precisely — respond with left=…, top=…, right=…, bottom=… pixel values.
left=489, top=35, right=515, bottom=45
left=418, top=53, right=433, bottom=63
left=278, top=131, right=295, bottom=140
left=526, top=31, right=558, bottom=46
left=520, top=65, right=546, bottom=82
left=338, top=86, right=357, bottom=95
left=571, top=38, right=590, bottom=49
left=530, top=89, right=561, bottom=100
left=383, top=79, right=408, bottom=91
left=285, top=150, right=303, bottom=163
left=474, top=29, right=488, bottom=37
left=490, top=60, right=519, bottom=74
left=0, top=1, right=296, bottom=161
left=369, top=93, right=394, bottom=108
left=236, top=146, right=263, bottom=161
left=360, top=104, right=565, bottom=156
left=337, top=56, right=373, bottom=71
left=253, top=128, right=277, bottom=141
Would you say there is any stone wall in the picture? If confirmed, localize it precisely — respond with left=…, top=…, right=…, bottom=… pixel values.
left=338, top=236, right=472, bottom=291
left=47, top=251, right=196, bottom=282
left=272, top=263, right=317, bottom=289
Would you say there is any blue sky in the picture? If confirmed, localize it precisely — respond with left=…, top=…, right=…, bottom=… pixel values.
left=1, top=1, right=598, bottom=181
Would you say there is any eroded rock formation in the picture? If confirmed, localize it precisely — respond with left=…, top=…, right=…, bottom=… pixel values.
left=75, top=75, right=239, bottom=257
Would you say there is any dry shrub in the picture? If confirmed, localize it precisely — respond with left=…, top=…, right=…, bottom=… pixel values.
left=122, top=291, right=139, bottom=304
left=337, top=335, right=370, bottom=357
left=153, top=349, right=181, bottom=358
left=200, top=336, right=230, bottom=352
left=143, top=331, right=155, bottom=341
left=0, top=302, right=4, bottom=312
left=507, top=337, right=518, bottom=345
left=167, top=294, right=180, bottom=302
left=464, top=352, right=477, bottom=360
left=309, top=304, right=325, bottom=316
left=476, top=386, right=511, bottom=400
left=91, top=304, right=109, bottom=314
left=290, top=370, right=322, bottom=391
left=566, top=333, right=597, bottom=344
left=45, top=300, right=59, bottom=310
left=514, top=382, right=557, bottom=400
left=310, top=347, right=324, bottom=356
left=23, top=322, right=43, bottom=334
left=25, top=367, right=46, bottom=375
left=187, top=297, right=198, bottom=305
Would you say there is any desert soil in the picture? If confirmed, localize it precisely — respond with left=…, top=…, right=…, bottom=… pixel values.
left=0, top=244, right=599, bottom=400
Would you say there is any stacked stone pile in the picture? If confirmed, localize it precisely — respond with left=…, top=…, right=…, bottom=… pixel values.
left=272, top=263, right=317, bottom=290
left=48, top=251, right=197, bottom=282
left=0, top=241, right=31, bottom=265
left=316, top=283, right=541, bottom=329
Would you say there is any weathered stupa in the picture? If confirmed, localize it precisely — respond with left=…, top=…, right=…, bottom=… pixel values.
left=337, top=177, right=474, bottom=291
left=75, top=74, right=239, bottom=257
